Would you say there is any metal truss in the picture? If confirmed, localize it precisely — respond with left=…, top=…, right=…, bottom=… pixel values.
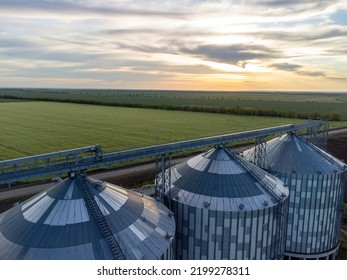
left=253, top=136, right=267, bottom=169
left=154, top=154, right=172, bottom=209
left=304, top=121, right=329, bottom=150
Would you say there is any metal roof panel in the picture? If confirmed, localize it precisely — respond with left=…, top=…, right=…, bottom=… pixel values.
left=0, top=177, right=175, bottom=260
left=244, top=133, right=346, bottom=174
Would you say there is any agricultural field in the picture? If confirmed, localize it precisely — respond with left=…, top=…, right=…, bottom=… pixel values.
left=1, top=88, right=347, bottom=120
left=2, top=100, right=345, bottom=161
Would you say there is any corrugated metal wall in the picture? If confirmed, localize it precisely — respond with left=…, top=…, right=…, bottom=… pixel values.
left=272, top=171, right=345, bottom=258
left=172, top=201, right=288, bottom=260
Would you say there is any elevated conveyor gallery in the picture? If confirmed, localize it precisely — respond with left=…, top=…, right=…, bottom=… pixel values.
left=0, top=121, right=328, bottom=185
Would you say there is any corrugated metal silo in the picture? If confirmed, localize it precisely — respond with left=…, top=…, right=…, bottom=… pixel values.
left=243, top=133, right=347, bottom=259
left=0, top=174, right=175, bottom=260
left=164, top=145, right=289, bottom=260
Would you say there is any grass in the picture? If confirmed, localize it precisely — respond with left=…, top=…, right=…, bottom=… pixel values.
left=2, top=101, right=345, bottom=160
left=1, top=88, right=347, bottom=120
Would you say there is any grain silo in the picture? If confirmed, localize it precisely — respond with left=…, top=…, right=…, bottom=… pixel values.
left=0, top=174, right=175, bottom=260
left=243, top=133, right=347, bottom=259
left=164, top=145, right=289, bottom=260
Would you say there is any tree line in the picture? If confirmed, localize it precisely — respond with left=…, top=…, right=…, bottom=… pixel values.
left=0, top=94, right=341, bottom=121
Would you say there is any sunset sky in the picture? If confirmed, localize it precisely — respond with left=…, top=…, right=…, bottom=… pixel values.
left=1, top=0, right=347, bottom=91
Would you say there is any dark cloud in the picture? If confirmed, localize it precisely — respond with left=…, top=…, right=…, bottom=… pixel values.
left=0, top=37, right=35, bottom=48
left=104, top=28, right=215, bottom=38
left=114, top=42, right=172, bottom=55
left=251, top=0, right=333, bottom=7
left=103, top=28, right=218, bottom=57
left=44, top=37, right=98, bottom=48
left=247, top=0, right=336, bottom=15
left=305, top=27, right=347, bottom=41
left=0, top=33, right=108, bottom=64
left=271, top=62, right=302, bottom=71
left=270, top=62, right=326, bottom=77
left=144, top=63, right=220, bottom=75
left=181, top=44, right=279, bottom=65
left=327, top=76, right=347, bottom=81
left=0, top=0, right=185, bottom=18
left=297, top=70, right=326, bottom=77
left=260, top=27, right=347, bottom=42
left=105, top=29, right=161, bottom=36
left=324, top=47, right=347, bottom=56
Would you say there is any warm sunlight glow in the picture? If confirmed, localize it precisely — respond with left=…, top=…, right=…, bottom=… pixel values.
left=0, top=0, right=346, bottom=90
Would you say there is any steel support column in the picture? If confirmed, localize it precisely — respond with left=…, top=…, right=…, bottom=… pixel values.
left=154, top=154, right=172, bottom=208
left=305, top=121, right=329, bottom=150
left=253, top=136, right=267, bottom=168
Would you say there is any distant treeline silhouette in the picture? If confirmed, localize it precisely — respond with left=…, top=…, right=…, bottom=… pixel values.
left=0, top=94, right=341, bottom=121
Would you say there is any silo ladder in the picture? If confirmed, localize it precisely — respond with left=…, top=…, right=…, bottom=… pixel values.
left=76, top=175, right=125, bottom=260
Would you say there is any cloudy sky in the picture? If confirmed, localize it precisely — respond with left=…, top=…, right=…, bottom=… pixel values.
left=1, top=0, right=347, bottom=90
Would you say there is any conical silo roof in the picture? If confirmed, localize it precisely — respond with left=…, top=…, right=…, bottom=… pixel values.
left=167, top=146, right=288, bottom=211
left=0, top=175, right=175, bottom=260
left=243, top=133, right=345, bottom=174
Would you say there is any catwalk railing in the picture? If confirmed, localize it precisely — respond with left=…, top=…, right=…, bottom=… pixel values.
left=0, top=121, right=327, bottom=185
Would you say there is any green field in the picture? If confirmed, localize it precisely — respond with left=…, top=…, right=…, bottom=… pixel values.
left=1, top=88, right=347, bottom=120
left=2, top=101, right=345, bottom=161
